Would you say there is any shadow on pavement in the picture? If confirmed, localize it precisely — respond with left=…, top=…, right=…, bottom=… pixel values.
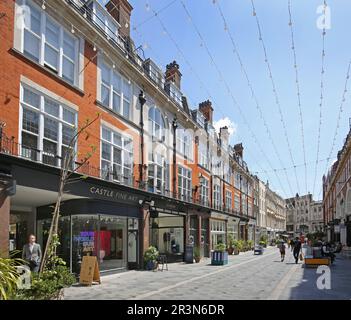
left=287, top=254, right=351, bottom=300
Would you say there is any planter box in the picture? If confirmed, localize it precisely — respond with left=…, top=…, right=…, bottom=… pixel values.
left=211, top=251, right=228, bottom=265
left=146, top=261, right=156, bottom=270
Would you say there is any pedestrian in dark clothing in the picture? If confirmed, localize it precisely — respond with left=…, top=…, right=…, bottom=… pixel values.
left=290, top=239, right=295, bottom=252
left=278, top=241, right=286, bottom=262
left=293, top=237, right=301, bottom=264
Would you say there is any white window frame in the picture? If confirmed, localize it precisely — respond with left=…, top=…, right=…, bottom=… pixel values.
left=99, top=59, right=132, bottom=120
left=198, top=141, right=209, bottom=169
left=19, top=84, right=77, bottom=167
left=18, top=0, right=80, bottom=85
left=100, top=126, right=133, bottom=184
left=168, top=82, right=182, bottom=106
left=176, top=126, right=192, bottom=159
left=234, top=194, right=240, bottom=211
left=199, top=176, right=209, bottom=206
left=225, top=190, right=232, bottom=211
left=178, top=165, right=192, bottom=202
left=213, top=184, right=221, bottom=209
left=91, top=0, right=120, bottom=43
left=148, top=152, right=166, bottom=194
left=148, top=106, right=165, bottom=141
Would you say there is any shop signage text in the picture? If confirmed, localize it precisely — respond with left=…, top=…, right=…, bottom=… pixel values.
left=89, top=186, right=140, bottom=204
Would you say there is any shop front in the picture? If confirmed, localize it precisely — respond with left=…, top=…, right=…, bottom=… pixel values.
left=149, top=212, right=185, bottom=262
left=37, top=199, right=141, bottom=274
left=210, top=212, right=228, bottom=250
left=187, top=213, right=210, bottom=258
left=227, top=217, right=240, bottom=240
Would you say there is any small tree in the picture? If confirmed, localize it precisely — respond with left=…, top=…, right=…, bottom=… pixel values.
left=40, top=115, right=100, bottom=273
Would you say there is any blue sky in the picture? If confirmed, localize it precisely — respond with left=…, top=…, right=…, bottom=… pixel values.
left=128, top=0, right=351, bottom=200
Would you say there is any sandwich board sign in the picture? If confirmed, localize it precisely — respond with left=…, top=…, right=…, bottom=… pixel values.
left=79, top=256, right=101, bottom=285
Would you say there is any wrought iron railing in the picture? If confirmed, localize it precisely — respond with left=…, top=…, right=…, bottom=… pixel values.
left=0, top=132, right=248, bottom=218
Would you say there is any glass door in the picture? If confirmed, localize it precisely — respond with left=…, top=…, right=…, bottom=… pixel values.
left=71, top=215, right=99, bottom=274
left=98, top=216, right=127, bottom=271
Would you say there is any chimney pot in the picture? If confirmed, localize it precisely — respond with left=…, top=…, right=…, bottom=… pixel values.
left=198, top=100, right=213, bottom=125
left=165, top=60, right=182, bottom=89
left=234, top=143, right=244, bottom=158
left=106, top=0, right=133, bottom=38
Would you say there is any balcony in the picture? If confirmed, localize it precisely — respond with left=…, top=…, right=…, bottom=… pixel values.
left=67, top=0, right=143, bottom=68
left=0, top=132, right=248, bottom=219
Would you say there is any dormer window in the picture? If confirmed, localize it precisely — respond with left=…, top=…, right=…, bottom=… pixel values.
left=165, top=82, right=182, bottom=106
left=144, top=59, right=164, bottom=87
left=87, top=0, right=120, bottom=42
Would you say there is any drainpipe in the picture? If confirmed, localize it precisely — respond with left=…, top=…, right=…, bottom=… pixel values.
left=138, top=91, right=146, bottom=188
left=172, top=118, right=178, bottom=197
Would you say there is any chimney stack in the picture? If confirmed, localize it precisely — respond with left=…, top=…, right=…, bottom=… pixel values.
left=165, top=61, right=182, bottom=89
left=220, top=126, right=229, bottom=146
left=106, top=0, right=133, bottom=38
left=199, top=100, right=213, bottom=125
left=234, top=143, right=244, bottom=158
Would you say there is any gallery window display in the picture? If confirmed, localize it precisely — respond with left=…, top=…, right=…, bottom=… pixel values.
left=37, top=214, right=129, bottom=274
left=150, top=213, right=184, bottom=260
left=210, top=220, right=226, bottom=250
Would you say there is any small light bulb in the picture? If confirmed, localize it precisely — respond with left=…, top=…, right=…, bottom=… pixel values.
left=42, top=0, right=46, bottom=10
left=93, top=44, right=96, bottom=52
left=71, top=25, right=75, bottom=34
left=112, top=63, right=115, bottom=69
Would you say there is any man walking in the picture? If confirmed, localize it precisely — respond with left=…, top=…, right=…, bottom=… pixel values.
left=293, top=237, right=301, bottom=264
left=22, top=234, right=42, bottom=272
left=290, top=238, right=295, bottom=252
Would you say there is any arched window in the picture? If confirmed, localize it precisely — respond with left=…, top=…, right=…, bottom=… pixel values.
left=148, top=106, right=165, bottom=141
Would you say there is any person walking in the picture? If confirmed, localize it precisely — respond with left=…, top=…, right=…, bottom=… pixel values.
left=293, top=237, right=302, bottom=264
left=278, top=241, right=286, bottom=262
left=290, top=238, right=295, bottom=252
left=22, top=234, right=42, bottom=272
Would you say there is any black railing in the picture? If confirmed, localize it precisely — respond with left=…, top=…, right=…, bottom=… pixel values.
left=0, top=132, right=249, bottom=219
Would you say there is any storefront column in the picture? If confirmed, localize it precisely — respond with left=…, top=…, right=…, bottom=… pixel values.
left=197, top=215, right=202, bottom=254
left=184, top=214, right=190, bottom=245
left=0, top=194, right=10, bottom=257
left=140, top=207, right=149, bottom=267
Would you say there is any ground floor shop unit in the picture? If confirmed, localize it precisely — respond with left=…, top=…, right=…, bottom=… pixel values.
left=0, top=154, right=252, bottom=273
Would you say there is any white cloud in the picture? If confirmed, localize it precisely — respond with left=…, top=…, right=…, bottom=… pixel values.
left=213, top=117, right=237, bottom=137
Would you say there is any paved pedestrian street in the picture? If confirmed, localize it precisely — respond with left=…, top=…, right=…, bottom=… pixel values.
left=64, top=247, right=351, bottom=300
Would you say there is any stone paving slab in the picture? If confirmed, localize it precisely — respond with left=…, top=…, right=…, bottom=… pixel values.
left=63, top=247, right=351, bottom=300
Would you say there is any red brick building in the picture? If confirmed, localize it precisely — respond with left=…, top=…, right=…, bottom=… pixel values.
left=323, top=124, right=351, bottom=249
left=0, top=0, right=255, bottom=272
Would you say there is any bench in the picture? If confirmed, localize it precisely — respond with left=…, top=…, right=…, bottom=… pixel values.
left=304, top=257, right=331, bottom=268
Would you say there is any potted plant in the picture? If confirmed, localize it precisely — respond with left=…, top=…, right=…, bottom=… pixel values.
left=211, top=243, right=228, bottom=265
left=247, top=240, right=254, bottom=250
left=144, top=246, right=159, bottom=271
left=259, top=235, right=268, bottom=248
left=236, top=240, right=244, bottom=253
left=232, top=240, right=240, bottom=255
left=227, top=234, right=235, bottom=255
left=194, top=246, right=201, bottom=263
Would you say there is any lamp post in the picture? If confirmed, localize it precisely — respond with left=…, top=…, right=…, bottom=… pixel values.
left=139, top=90, right=146, bottom=188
